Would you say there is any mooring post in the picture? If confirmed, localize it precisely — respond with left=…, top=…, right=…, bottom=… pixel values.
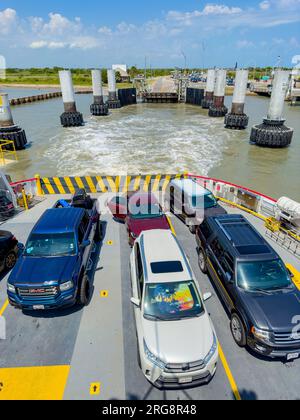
left=250, top=70, right=293, bottom=147
left=107, top=69, right=121, bottom=109
left=0, top=93, right=27, bottom=150
left=59, top=70, right=84, bottom=127
left=90, top=69, right=109, bottom=116
left=209, top=69, right=228, bottom=117
left=225, top=69, right=249, bottom=129
left=202, top=69, right=215, bottom=109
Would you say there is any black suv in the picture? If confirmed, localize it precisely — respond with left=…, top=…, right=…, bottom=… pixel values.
left=0, top=230, right=19, bottom=274
left=196, top=214, right=300, bottom=361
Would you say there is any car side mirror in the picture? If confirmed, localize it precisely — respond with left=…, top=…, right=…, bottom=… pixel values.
left=81, top=240, right=91, bottom=248
left=131, top=297, right=141, bottom=308
left=203, top=292, right=212, bottom=302
left=225, top=272, right=233, bottom=283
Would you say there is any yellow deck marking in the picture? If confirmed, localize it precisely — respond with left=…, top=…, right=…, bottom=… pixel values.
left=43, top=178, right=55, bottom=194
left=65, top=177, right=76, bottom=194
left=133, top=175, right=141, bottom=191
left=90, top=382, right=101, bottom=396
left=218, top=344, right=241, bottom=401
left=143, top=175, right=152, bottom=192
left=53, top=178, right=66, bottom=195
left=167, top=216, right=176, bottom=237
left=85, top=176, right=97, bottom=193
left=162, top=175, right=171, bottom=192
left=0, top=299, right=8, bottom=317
left=74, top=176, right=85, bottom=191
left=123, top=176, right=132, bottom=193
left=286, top=264, right=300, bottom=291
left=106, top=176, right=117, bottom=193
left=96, top=176, right=107, bottom=193
left=100, top=290, right=109, bottom=298
left=152, top=175, right=162, bottom=193
left=107, top=240, right=113, bottom=246
left=0, top=366, right=70, bottom=400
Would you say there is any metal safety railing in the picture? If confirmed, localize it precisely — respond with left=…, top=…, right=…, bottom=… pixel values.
left=0, top=139, right=18, bottom=165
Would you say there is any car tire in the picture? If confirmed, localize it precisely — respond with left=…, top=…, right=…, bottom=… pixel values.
left=230, top=313, right=247, bottom=347
left=198, top=248, right=208, bottom=274
left=79, top=274, right=91, bottom=306
left=4, top=251, right=17, bottom=271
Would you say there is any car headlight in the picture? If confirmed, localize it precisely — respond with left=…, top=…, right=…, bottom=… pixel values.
left=143, top=340, right=166, bottom=369
left=203, top=333, right=218, bottom=366
left=60, top=281, right=74, bottom=292
left=7, top=283, right=16, bottom=293
left=251, top=327, right=272, bottom=344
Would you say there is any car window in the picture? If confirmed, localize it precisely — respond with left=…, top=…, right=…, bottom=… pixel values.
left=211, top=238, right=224, bottom=259
left=135, top=244, right=144, bottom=298
left=200, top=220, right=213, bottom=240
left=25, top=233, right=76, bottom=257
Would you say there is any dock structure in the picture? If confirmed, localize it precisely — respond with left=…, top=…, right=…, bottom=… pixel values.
left=142, top=92, right=179, bottom=103
left=90, top=69, right=109, bottom=116
left=209, top=69, right=228, bottom=117
left=250, top=70, right=294, bottom=148
left=0, top=93, right=27, bottom=150
left=202, top=69, right=216, bottom=109
left=225, top=69, right=249, bottom=130
left=59, top=70, right=84, bottom=127
left=107, top=69, right=121, bottom=109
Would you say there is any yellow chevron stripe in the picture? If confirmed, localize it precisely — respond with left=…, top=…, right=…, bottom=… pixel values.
left=43, top=178, right=55, bottom=194
left=123, top=176, right=132, bottom=193
left=162, top=175, right=171, bottom=192
left=96, top=176, right=107, bottom=193
left=85, top=176, right=97, bottom=193
left=106, top=176, right=117, bottom=192
left=115, top=176, right=121, bottom=192
left=152, top=175, right=162, bottom=192
left=53, top=178, right=66, bottom=195
left=74, top=177, right=85, bottom=190
left=133, top=175, right=141, bottom=191
left=65, top=177, right=76, bottom=194
left=143, top=175, right=152, bottom=192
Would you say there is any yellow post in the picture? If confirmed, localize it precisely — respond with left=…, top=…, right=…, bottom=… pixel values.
left=35, top=174, right=43, bottom=196
left=22, top=188, right=29, bottom=211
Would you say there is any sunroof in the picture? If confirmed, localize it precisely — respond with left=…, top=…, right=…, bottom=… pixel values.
left=236, top=245, right=271, bottom=255
left=151, top=261, right=184, bottom=274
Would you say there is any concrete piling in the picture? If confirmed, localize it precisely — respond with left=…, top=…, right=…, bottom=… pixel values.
left=0, top=93, right=27, bottom=150
left=225, top=69, right=249, bottom=129
left=209, top=69, right=228, bottom=117
left=202, top=69, right=215, bottom=109
left=107, top=69, right=121, bottom=109
left=250, top=70, right=293, bottom=148
left=90, top=69, right=109, bottom=116
left=59, top=70, right=84, bottom=127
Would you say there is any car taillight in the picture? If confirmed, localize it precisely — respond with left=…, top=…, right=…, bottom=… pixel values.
left=12, top=236, right=17, bottom=241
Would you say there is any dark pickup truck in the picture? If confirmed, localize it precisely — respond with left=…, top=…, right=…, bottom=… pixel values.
left=7, top=190, right=101, bottom=310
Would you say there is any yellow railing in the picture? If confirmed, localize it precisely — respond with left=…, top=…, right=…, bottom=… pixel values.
left=0, top=139, right=18, bottom=165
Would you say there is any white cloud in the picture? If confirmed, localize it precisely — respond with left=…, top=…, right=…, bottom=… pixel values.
left=0, top=8, right=17, bottom=34
left=237, top=40, right=255, bottom=48
left=41, top=13, right=82, bottom=35
left=69, top=36, right=99, bottom=50
left=260, top=1, right=271, bottom=10
left=30, top=40, right=48, bottom=49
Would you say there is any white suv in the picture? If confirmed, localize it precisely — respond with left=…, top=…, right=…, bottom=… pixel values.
left=130, top=229, right=218, bottom=389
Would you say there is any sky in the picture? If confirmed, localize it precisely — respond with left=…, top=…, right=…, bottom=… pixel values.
left=0, top=0, right=299, bottom=68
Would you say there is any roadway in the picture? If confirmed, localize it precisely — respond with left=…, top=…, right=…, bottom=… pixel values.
left=0, top=195, right=300, bottom=400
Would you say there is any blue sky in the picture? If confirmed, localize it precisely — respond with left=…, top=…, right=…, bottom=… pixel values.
left=0, top=0, right=299, bottom=68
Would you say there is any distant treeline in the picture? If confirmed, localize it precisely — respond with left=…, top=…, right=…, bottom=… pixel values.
left=0, top=66, right=294, bottom=85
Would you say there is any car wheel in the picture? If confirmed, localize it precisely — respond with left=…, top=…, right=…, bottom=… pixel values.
left=5, top=251, right=17, bottom=271
left=198, top=248, right=208, bottom=274
left=79, top=274, right=91, bottom=306
left=230, top=313, right=247, bottom=347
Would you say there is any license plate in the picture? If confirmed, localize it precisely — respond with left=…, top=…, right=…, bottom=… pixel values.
left=33, top=305, right=45, bottom=310
left=287, top=353, right=299, bottom=361
left=179, top=377, right=193, bottom=384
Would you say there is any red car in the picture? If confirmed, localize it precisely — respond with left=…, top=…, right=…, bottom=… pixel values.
left=107, top=192, right=136, bottom=221
left=126, top=193, right=171, bottom=246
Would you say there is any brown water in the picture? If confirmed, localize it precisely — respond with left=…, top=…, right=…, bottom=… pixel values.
left=3, top=92, right=300, bottom=200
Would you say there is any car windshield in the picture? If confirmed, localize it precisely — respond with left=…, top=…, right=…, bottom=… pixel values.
left=25, top=233, right=76, bottom=257
left=237, top=259, right=292, bottom=291
left=192, top=194, right=217, bottom=209
left=129, top=202, right=163, bottom=220
left=144, top=281, right=204, bottom=321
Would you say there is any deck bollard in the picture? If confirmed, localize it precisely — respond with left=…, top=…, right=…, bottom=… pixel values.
left=0, top=93, right=27, bottom=150
left=59, top=70, right=84, bottom=127
left=90, top=70, right=109, bottom=116
left=202, top=69, right=216, bottom=109
left=225, top=69, right=249, bottom=129
left=209, top=69, right=228, bottom=117
left=250, top=70, right=293, bottom=147
left=107, top=69, right=121, bottom=109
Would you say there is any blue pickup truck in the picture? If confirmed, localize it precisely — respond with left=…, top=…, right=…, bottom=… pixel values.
left=7, top=190, right=101, bottom=311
